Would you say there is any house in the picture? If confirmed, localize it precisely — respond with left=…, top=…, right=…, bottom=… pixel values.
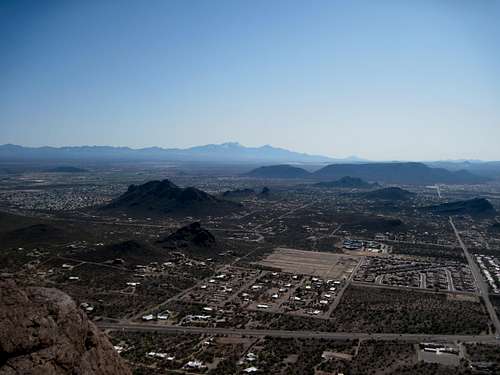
left=157, top=311, right=170, bottom=320
left=184, top=360, right=205, bottom=369
left=244, top=367, right=259, bottom=373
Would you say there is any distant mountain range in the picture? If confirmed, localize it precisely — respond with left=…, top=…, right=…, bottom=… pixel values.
left=427, top=161, right=500, bottom=179
left=3, top=143, right=499, bottom=180
left=245, top=162, right=489, bottom=185
left=0, top=143, right=362, bottom=164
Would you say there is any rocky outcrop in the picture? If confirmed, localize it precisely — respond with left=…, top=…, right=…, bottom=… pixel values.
left=158, top=222, right=216, bottom=249
left=0, top=280, right=131, bottom=375
left=103, top=179, right=240, bottom=216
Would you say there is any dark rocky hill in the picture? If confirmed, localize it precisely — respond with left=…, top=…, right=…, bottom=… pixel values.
left=0, top=216, right=90, bottom=248
left=156, top=222, right=219, bottom=258
left=157, top=222, right=216, bottom=249
left=0, top=279, right=131, bottom=374
left=103, top=179, right=239, bottom=216
left=313, top=162, right=488, bottom=185
left=314, top=176, right=378, bottom=189
left=258, top=186, right=271, bottom=197
left=245, top=165, right=311, bottom=179
left=423, top=198, right=496, bottom=217
left=361, top=187, right=416, bottom=201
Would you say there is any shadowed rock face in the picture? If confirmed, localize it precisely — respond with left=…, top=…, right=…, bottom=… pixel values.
left=158, top=222, right=216, bottom=248
left=103, top=179, right=239, bottom=216
left=0, top=280, right=131, bottom=375
left=106, top=179, right=216, bottom=208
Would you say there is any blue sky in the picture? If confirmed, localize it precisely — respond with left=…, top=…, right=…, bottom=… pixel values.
left=1, top=0, right=499, bottom=160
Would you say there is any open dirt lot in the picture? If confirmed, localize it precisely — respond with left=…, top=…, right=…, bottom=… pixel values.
left=256, top=248, right=360, bottom=279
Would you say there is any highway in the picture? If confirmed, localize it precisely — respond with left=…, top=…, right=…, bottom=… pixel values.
left=98, top=322, right=500, bottom=344
left=450, top=217, right=500, bottom=334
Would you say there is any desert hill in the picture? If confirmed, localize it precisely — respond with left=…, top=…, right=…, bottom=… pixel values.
left=313, top=162, right=487, bottom=185
left=103, top=179, right=239, bottom=216
left=0, top=212, right=90, bottom=248
left=423, top=198, right=496, bottom=217
left=245, top=164, right=311, bottom=179
left=157, top=222, right=217, bottom=257
left=245, top=162, right=488, bottom=185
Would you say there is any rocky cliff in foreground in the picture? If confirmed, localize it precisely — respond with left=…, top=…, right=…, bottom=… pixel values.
left=0, top=280, right=131, bottom=375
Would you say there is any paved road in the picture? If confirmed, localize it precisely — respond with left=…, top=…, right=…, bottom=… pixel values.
left=450, top=217, right=500, bottom=334
left=98, top=322, right=500, bottom=344
left=327, top=256, right=364, bottom=316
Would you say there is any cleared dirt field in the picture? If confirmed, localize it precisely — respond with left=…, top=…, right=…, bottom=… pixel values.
left=256, top=248, right=359, bottom=279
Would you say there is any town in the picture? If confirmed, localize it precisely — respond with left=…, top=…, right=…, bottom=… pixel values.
left=1, top=162, right=500, bottom=374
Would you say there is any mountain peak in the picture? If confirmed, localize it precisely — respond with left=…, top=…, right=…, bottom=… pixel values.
left=220, top=142, right=242, bottom=148
left=104, top=179, right=240, bottom=217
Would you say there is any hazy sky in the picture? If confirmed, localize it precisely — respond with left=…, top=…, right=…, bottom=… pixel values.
left=1, top=0, right=500, bottom=161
